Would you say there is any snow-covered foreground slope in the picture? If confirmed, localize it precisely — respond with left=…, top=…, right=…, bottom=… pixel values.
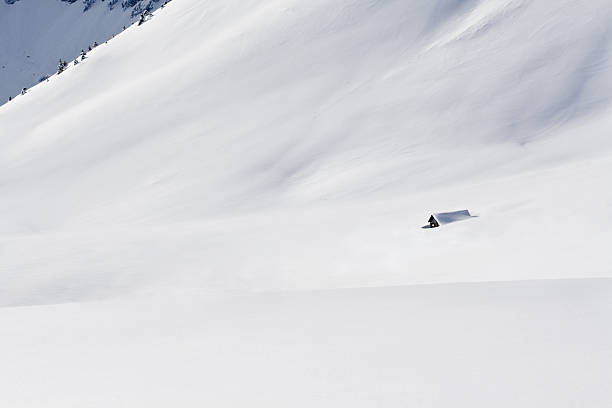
left=1, top=279, right=611, bottom=407
left=0, top=0, right=611, bottom=405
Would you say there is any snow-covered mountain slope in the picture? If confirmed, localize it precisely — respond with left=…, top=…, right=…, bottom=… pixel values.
left=2, top=0, right=612, bottom=304
left=0, top=0, right=163, bottom=102
left=0, top=0, right=611, bottom=405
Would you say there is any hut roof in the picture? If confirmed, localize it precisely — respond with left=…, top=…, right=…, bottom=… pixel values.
left=431, top=210, right=471, bottom=225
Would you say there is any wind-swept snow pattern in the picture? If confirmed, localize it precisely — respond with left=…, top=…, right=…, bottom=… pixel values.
left=0, top=0, right=611, bottom=406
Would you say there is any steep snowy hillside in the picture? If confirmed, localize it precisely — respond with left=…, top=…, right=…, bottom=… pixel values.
left=2, top=0, right=612, bottom=301
left=0, top=0, right=611, bottom=406
left=0, top=0, right=163, bottom=102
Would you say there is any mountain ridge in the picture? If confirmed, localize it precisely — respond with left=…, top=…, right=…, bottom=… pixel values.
left=4, top=0, right=161, bottom=13
left=0, top=0, right=164, bottom=101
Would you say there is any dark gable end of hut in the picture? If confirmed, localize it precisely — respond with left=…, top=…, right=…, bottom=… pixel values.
left=428, top=215, right=440, bottom=228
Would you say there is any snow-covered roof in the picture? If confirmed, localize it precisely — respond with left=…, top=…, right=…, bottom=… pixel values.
left=431, top=210, right=471, bottom=225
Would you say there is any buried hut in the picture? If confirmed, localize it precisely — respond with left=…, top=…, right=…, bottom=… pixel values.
left=428, top=210, right=472, bottom=228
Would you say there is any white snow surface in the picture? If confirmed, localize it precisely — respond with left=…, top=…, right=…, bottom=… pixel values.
left=1, top=279, right=611, bottom=407
left=1, top=0, right=612, bottom=405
